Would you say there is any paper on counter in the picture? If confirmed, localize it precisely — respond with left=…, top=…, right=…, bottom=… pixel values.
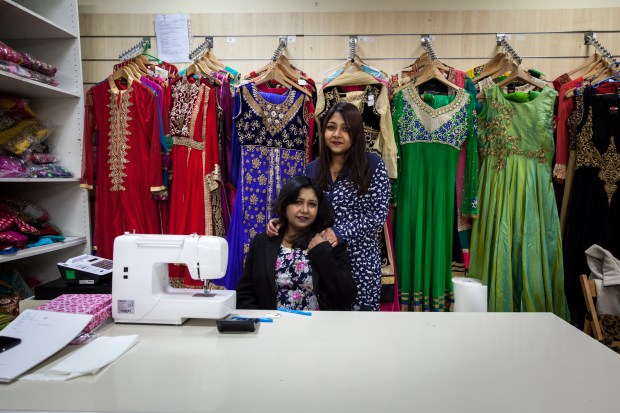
left=0, top=310, right=93, bottom=382
left=21, top=335, right=138, bottom=382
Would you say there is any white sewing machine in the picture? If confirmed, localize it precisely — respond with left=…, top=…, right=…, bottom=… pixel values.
left=112, top=233, right=236, bottom=325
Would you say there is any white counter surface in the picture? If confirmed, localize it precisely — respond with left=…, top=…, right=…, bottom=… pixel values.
left=0, top=311, right=618, bottom=412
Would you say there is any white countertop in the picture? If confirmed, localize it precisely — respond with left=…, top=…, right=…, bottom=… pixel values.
left=0, top=311, right=618, bottom=413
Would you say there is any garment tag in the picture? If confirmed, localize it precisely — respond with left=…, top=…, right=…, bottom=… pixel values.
left=367, top=94, right=375, bottom=107
left=154, top=66, right=169, bottom=79
left=297, top=78, right=308, bottom=86
left=610, top=106, right=618, bottom=116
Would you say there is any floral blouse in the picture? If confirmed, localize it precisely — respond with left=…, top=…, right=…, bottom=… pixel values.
left=275, top=245, right=320, bottom=311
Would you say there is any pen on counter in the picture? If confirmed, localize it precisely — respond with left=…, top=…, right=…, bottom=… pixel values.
left=277, top=307, right=312, bottom=316
left=230, top=316, right=273, bottom=323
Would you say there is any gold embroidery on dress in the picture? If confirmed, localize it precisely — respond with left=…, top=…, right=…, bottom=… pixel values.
left=170, top=77, right=201, bottom=137
left=107, top=87, right=133, bottom=191
left=403, top=85, right=468, bottom=133
left=576, top=107, right=620, bottom=205
left=478, top=99, right=549, bottom=170
left=243, top=85, right=304, bottom=137
left=172, top=136, right=204, bottom=150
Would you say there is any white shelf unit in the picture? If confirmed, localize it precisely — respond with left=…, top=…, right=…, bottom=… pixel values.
left=0, top=0, right=90, bottom=283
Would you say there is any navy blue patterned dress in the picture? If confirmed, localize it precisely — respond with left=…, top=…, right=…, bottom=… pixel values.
left=306, top=153, right=390, bottom=310
left=221, top=83, right=309, bottom=289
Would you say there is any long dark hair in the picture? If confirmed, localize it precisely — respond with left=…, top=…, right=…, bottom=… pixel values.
left=271, top=175, right=334, bottom=249
left=317, top=102, right=370, bottom=195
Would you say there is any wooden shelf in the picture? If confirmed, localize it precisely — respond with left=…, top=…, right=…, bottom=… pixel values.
left=0, top=178, right=80, bottom=183
left=0, top=0, right=76, bottom=39
left=0, top=236, right=87, bottom=263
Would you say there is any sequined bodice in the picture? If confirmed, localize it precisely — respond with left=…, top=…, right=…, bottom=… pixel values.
left=397, top=85, right=470, bottom=149
left=235, top=83, right=307, bottom=150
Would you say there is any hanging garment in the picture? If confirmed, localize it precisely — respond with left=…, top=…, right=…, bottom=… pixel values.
left=219, top=83, right=310, bottom=289
left=393, top=85, right=476, bottom=311
left=166, top=76, right=224, bottom=288
left=81, top=78, right=164, bottom=259
left=469, top=84, right=569, bottom=319
left=563, top=84, right=620, bottom=323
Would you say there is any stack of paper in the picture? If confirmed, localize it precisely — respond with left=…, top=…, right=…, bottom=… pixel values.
left=0, top=310, right=92, bottom=382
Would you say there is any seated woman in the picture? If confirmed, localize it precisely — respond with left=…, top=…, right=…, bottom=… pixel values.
left=236, top=175, right=357, bottom=311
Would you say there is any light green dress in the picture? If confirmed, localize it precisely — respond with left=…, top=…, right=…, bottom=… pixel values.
left=469, top=85, right=569, bottom=319
left=393, top=85, right=476, bottom=311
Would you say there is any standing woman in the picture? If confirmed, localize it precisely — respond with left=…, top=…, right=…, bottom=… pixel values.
left=269, top=102, right=391, bottom=310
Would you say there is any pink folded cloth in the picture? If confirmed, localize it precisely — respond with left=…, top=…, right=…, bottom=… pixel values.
left=38, top=294, right=112, bottom=333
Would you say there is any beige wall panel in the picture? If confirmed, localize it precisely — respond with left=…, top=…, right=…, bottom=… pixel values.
left=80, top=14, right=156, bottom=36
left=304, top=9, right=620, bottom=35
left=189, top=37, right=307, bottom=61
left=80, top=8, right=620, bottom=87
left=189, top=13, right=303, bottom=36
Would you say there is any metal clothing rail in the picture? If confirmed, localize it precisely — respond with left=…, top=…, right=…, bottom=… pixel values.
left=496, top=33, right=522, bottom=65
left=189, top=36, right=214, bottom=61
left=118, top=38, right=150, bottom=61
left=584, top=31, right=618, bottom=66
left=420, top=35, right=437, bottom=60
left=348, top=36, right=358, bottom=62
left=271, top=37, right=287, bottom=61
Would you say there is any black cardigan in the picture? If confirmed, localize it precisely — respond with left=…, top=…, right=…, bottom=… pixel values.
left=235, top=233, right=357, bottom=310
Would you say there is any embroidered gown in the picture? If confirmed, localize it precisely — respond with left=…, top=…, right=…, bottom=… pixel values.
left=219, top=83, right=309, bottom=289
left=393, top=85, right=476, bottom=311
left=166, top=76, right=224, bottom=287
left=81, top=78, right=164, bottom=259
left=563, top=84, right=620, bottom=323
left=469, top=85, right=569, bottom=318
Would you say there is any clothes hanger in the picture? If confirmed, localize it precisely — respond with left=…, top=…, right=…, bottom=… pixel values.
left=494, top=64, right=548, bottom=91
left=474, top=53, right=510, bottom=84
left=408, top=59, right=460, bottom=94
left=275, top=55, right=303, bottom=81
left=591, top=64, right=618, bottom=87
left=200, top=50, right=226, bottom=72
left=251, top=65, right=312, bottom=97
left=563, top=60, right=611, bottom=98
left=343, top=58, right=363, bottom=74
left=111, top=66, right=135, bottom=85
left=567, top=53, right=602, bottom=77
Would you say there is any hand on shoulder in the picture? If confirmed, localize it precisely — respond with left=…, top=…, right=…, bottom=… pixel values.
left=266, top=218, right=281, bottom=237
left=308, top=232, right=328, bottom=250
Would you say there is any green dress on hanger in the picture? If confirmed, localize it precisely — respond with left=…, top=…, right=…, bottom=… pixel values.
left=469, top=84, right=569, bottom=319
left=393, top=85, right=477, bottom=311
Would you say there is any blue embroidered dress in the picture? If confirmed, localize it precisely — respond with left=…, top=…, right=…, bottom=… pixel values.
left=393, top=85, right=477, bottom=311
left=220, top=83, right=309, bottom=289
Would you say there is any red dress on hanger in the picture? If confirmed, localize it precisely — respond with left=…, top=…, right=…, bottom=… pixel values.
left=166, top=76, right=224, bottom=288
left=81, top=78, right=164, bottom=258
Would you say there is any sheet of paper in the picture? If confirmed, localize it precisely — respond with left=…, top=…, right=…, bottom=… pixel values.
left=154, top=14, right=190, bottom=63
left=21, top=335, right=138, bottom=382
left=0, top=310, right=92, bottom=382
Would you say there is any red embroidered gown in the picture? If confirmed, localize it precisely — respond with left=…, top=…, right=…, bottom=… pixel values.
left=81, top=78, right=164, bottom=258
left=165, top=76, right=224, bottom=287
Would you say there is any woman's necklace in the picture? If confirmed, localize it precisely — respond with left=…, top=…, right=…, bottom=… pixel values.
left=330, top=165, right=343, bottom=181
